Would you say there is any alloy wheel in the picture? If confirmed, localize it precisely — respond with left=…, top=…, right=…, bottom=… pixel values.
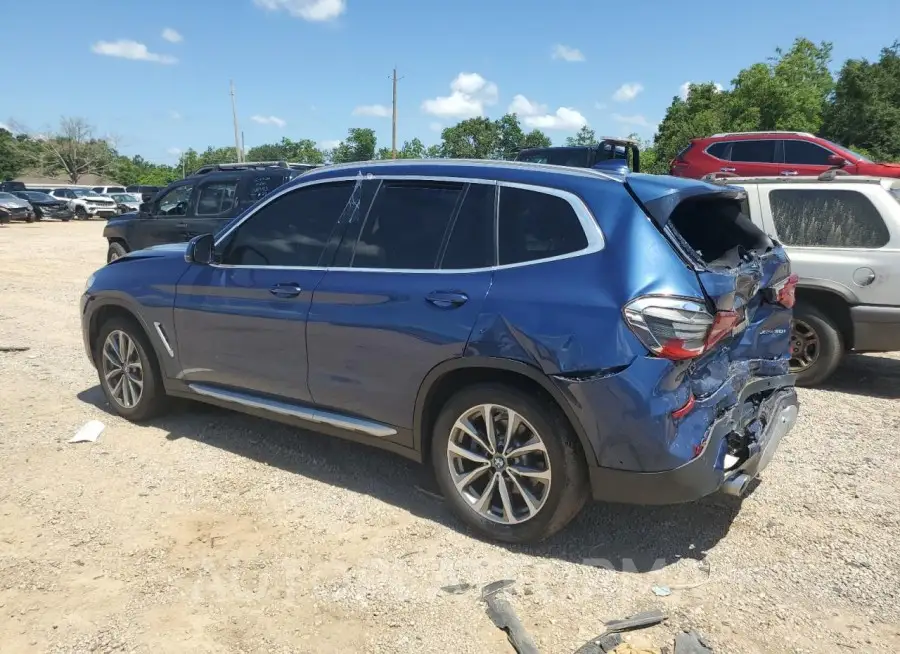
left=790, top=319, right=819, bottom=372
left=446, top=403, right=552, bottom=525
left=101, top=330, right=144, bottom=409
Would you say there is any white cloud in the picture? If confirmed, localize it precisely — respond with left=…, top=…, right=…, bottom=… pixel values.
left=251, top=114, right=287, bottom=128
left=252, top=0, right=345, bottom=21
left=508, top=94, right=547, bottom=116
left=167, top=147, right=182, bottom=155
left=507, top=94, right=586, bottom=131
left=613, top=83, right=643, bottom=102
left=0, top=122, right=9, bottom=132
left=91, top=40, right=177, bottom=64
left=318, top=139, right=341, bottom=150
left=679, top=81, right=724, bottom=100
left=429, top=122, right=443, bottom=132
left=161, top=28, right=183, bottom=43
left=421, top=72, right=499, bottom=119
left=612, top=113, right=654, bottom=128
left=352, top=104, right=391, bottom=118
left=552, top=44, right=585, bottom=62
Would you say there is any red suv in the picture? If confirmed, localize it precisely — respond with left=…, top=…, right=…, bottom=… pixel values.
left=670, top=131, right=900, bottom=180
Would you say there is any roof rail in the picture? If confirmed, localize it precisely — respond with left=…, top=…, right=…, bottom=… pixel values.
left=708, top=130, right=815, bottom=138
left=190, top=161, right=321, bottom=176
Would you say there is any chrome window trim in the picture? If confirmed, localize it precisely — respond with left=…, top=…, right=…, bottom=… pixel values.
left=210, top=174, right=604, bottom=274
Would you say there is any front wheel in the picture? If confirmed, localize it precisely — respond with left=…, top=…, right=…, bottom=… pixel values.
left=790, top=304, right=844, bottom=386
left=75, top=206, right=88, bottom=220
left=431, top=383, right=588, bottom=544
left=107, top=241, right=128, bottom=262
left=95, top=317, right=169, bottom=421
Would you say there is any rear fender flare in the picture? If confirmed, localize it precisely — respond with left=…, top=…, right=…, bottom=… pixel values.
left=412, top=356, right=596, bottom=464
left=796, top=277, right=859, bottom=305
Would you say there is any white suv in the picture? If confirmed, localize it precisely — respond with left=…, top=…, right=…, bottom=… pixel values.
left=47, top=188, right=118, bottom=219
left=712, top=173, right=900, bottom=385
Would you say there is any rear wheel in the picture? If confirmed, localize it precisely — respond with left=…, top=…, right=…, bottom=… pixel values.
left=790, top=303, right=844, bottom=386
left=431, top=383, right=588, bottom=544
left=95, top=317, right=169, bottom=421
left=107, top=242, right=128, bottom=262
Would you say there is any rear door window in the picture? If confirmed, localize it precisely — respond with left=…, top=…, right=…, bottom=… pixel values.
left=769, top=188, right=890, bottom=248
left=195, top=180, right=239, bottom=216
left=706, top=142, right=729, bottom=159
left=730, top=140, right=776, bottom=163
left=350, top=180, right=463, bottom=270
left=498, top=186, right=588, bottom=265
left=248, top=174, right=288, bottom=202
left=440, top=182, right=496, bottom=269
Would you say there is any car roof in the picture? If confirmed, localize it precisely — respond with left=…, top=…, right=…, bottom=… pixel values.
left=711, top=174, right=900, bottom=191
left=698, top=131, right=816, bottom=141
left=296, top=158, right=624, bottom=188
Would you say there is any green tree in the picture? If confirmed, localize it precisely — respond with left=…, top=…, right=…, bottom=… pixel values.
left=375, top=137, right=428, bottom=160
left=493, top=114, right=525, bottom=160
left=653, top=83, right=732, bottom=167
left=332, top=128, right=377, bottom=163
left=246, top=137, right=325, bottom=164
left=424, top=144, right=443, bottom=159
left=0, top=128, right=27, bottom=180
left=12, top=117, right=117, bottom=183
left=522, top=129, right=552, bottom=150
left=440, top=117, right=498, bottom=158
left=823, top=42, right=900, bottom=161
left=566, top=125, right=597, bottom=146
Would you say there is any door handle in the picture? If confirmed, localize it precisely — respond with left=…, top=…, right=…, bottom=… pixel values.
left=175, top=222, right=188, bottom=228
left=425, top=291, right=468, bottom=309
left=269, top=283, right=303, bottom=298
left=780, top=170, right=799, bottom=176
left=720, top=167, right=736, bottom=173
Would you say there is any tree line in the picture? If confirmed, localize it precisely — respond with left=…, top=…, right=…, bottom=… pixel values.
left=2, top=37, right=898, bottom=186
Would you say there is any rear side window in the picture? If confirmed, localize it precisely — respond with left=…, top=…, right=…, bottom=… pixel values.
left=706, top=142, right=729, bottom=159
left=517, top=148, right=592, bottom=167
left=498, top=186, right=588, bottom=265
left=108, top=187, right=126, bottom=193
left=783, top=140, right=833, bottom=166
left=220, top=181, right=354, bottom=266
left=248, top=174, right=287, bottom=202
left=441, top=183, right=496, bottom=269
left=769, top=189, right=890, bottom=248
left=730, top=140, right=776, bottom=163
left=351, top=181, right=463, bottom=270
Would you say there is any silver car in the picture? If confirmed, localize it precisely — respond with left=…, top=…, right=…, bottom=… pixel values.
left=716, top=173, right=900, bottom=385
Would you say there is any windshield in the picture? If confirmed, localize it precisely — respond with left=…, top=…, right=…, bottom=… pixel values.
left=0, top=192, right=18, bottom=200
left=20, top=191, right=53, bottom=201
left=72, top=189, right=101, bottom=197
left=111, top=194, right=139, bottom=202
left=820, top=138, right=872, bottom=163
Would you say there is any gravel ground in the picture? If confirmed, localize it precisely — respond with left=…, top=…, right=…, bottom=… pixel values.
left=1, top=221, right=898, bottom=654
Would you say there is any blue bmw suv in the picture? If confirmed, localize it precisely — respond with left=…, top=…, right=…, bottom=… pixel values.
left=81, top=159, right=800, bottom=543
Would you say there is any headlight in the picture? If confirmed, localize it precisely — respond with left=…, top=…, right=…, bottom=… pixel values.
left=85, top=272, right=96, bottom=290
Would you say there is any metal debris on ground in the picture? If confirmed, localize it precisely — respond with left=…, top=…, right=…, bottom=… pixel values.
left=673, top=630, right=714, bottom=653
left=68, top=420, right=105, bottom=444
left=651, top=585, right=673, bottom=597
left=574, top=609, right=668, bottom=653
left=480, top=579, right=540, bottom=654
left=0, top=345, right=30, bottom=352
left=440, top=582, right=474, bottom=595
left=413, top=484, right=444, bottom=501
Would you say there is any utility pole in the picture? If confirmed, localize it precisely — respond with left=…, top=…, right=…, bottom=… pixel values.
left=391, top=67, right=398, bottom=159
left=230, top=80, right=243, bottom=163
left=241, top=131, right=246, bottom=162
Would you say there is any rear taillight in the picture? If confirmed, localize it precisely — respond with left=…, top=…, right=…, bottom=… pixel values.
left=623, top=296, right=744, bottom=361
left=771, top=273, right=799, bottom=308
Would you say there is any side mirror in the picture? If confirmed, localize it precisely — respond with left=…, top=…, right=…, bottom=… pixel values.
left=827, top=154, right=849, bottom=167
left=185, top=233, right=215, bottom=265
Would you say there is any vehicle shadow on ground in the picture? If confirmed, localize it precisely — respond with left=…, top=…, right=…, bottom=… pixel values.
left=819, top=354, right=900, bottom=400
left=77, top=385, right=741, bottom=573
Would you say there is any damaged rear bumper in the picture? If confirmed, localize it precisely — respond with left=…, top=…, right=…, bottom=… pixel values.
left=589, top=374, right=798, bottom=505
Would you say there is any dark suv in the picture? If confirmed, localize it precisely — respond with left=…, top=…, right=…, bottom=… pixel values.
left=103, top=162, right=318, bottom=262
left=82, top=160, right=801, bottom=543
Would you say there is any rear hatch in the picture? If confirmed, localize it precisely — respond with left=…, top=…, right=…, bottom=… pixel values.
left=622, top=174, right=797, bottom=392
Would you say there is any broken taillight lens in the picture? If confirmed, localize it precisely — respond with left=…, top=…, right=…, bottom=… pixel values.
left=771, top=273, right=799, bottom=308
left=623, top=296, right=744, bottom=361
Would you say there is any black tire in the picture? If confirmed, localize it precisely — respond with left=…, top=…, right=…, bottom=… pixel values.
left=791, top=303, right=844, bottom=386
left=94, top=316, right=169, bottom=422
left=25, top=214, right=35, bottom=223
left=431, top=383, right=589, bottom=544
left=75, top=205, right=88, bottom=220
left=107, top=241, right=128, bottom=263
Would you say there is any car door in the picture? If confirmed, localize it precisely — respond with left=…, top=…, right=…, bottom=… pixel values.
left=134, top=181, right=197, bottom=250
left=757, top=183, right=897, bottom=306
left=172, top=179, right=360, bottom=403
left=780, top=139, right=838, bottom=177
left=184, top=175, right=243, bottom=238
left=306, top=178, right=496, bottom=446
left=727, top=139, right=782, bottom=177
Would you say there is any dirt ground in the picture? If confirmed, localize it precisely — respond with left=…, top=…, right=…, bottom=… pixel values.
left=1, top=221, right=899, bottom=654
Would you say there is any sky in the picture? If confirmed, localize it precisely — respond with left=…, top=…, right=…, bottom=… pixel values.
left=2, top=0, right=898, bottom=165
